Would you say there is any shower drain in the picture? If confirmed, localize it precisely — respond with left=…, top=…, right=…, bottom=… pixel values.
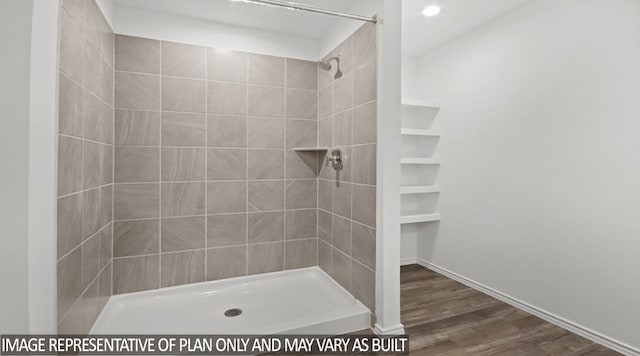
left=224, top=308, right=243, bottom=317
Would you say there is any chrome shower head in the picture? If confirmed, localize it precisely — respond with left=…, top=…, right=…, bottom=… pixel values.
left=318, top=56, right=342, bottom=80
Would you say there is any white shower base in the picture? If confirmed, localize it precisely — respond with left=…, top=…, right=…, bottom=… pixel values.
left=91, top=267, right=370, bottom=335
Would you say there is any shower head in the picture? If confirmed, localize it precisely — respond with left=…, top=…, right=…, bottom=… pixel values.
left=318, top=56, right=343, bottom=80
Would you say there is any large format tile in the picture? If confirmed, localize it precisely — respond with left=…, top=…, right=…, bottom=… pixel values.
left=208, top=115, right=247, bottom=148
left=98, top=224, right=112, bottom=270
left=115, top=72, right=160, bottom=110
left=161, top=182, right=205, bottom=217
left=82, top=233, right=101, bottom=289
left=318, top=117, right=333, bottom=148
left=207, top=182, right=246, bottom=214
left=351, top=260, right=375, bottom=311
left=285, top=209, right=317, bottom=240
left=248, top=86, right=284, bottom=117
left=332, top=215, right=351, bottom=255
left=286, top=89, right=317, bottom=120
left=334, top=72, right=353, bottom=114
left=207, top=149, right=247, bottom=180
left=162, top=77, right=206, bottom=113
left=57, top=247, right=82, bottom=321
left=318, top=179, right=333, bottom=212
left=83, top=186, right=113, bottom=239
left=248, top=117, right=284, bottom=148
left=83, top=40, right=103, bottom=99
left=115, top=110, right=160, bottom=146
left=248, top=181, right=284, bottom=212
left=162, top=216, right=205, bottom=252
left=248, top=242, right=284, bottom=274
left=161, top=112, right=206, bottom=147
left=207, top=213, right=247, bottom=247
left=248, top=212, right=284, bottom=243
left=207, top=246, right=246, bottom=281
left=161, top=250, right=205, bottom=288
left=286, top=180, right=317, bottom=210
left=161, top=41, right=206, bottom=79
left=61, top=0, right=85, bottom=34
left=286, top=120, right=317, bottom=148
left=318, top=240, right=332, bottom=273
left=58, top=73, right=83, bottom=137
left=207, top=48, right=247, bottom=83
left=354, top=59, right=377, bottom=106
left=333, top=110, right=352, bottom=147
left=352, top=184, right=376, bottom=228
left=113, top=219, right=159, bottom=257
left=352, top=101, right=377, bottom=145
left=114, top=147, right=159, bottom=183
left=318, top=85, right=333, bottom=119
left=286, top=59, right=317, bottom=90
left=330, top=248, right=351, bottom=291
left=286, top=151, right=317, bottom=179
left=248, top=149, right=284, bottom=179
left=161, top=148, right=205, bottom=181
left=285, top=239, right=317, bottom=270
left=353, top=23, right=376, bottom=68
left=84, top=90, right=113, bottom=144
left=207, top=82, right=247, bottom=115
left=83, top=141, right=112, bottom=189
left=352, top=144, right=376, bottom=185
left=113, top=255, right=159, bottom=294
left=318, top=210, right=332, bottom=244
left=115, top=35, right=160, bottom=74
left=114, top=183, right=160, bottom=220
left=58, top=136, right=83, bottom=196
left=333, top=182, right=352, bottom=219
left=351, top=222, right=376, bottom=270
left=57, top=193, right=83, bottom=258
left=59, top=10, right=83, bottom=84
left=249, top=54, right=284, bottom=87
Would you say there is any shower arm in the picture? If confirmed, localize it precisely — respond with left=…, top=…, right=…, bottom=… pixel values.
left=234, top=0, right=378, bottom=24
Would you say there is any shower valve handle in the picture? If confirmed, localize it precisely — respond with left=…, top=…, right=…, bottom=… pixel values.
left=327, top=149, right=343, bottom=171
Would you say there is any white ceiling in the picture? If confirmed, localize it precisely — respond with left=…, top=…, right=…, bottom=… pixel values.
left=113, top=0, right=371, bottom=40
left=114, top=0, right=536, bottom=57
left=402, top=0, right=536, bottom=56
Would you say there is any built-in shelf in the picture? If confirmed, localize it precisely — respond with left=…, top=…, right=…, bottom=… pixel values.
left=400, top=213, right=441, bottom=224
left=401, top=129, right=441, bottom=137
left=401, top=185, right=441, bottom=195
left=401, top=157, right=442, bottom=165
left=402, top=99, right=440, bottom=109
left=293, top=147, right=329, bottom=152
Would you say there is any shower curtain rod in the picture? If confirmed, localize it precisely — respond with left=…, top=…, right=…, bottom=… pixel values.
left=234, top=0, right=378, bottom=24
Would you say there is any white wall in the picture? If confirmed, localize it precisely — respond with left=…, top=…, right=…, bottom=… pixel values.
left=0, top=0, right=34, bottom=334
left=411, top=0, right=640, bottom=351
left=400, top=55, right=419, bottom=100
left=114, top=7, right=319, bottom=60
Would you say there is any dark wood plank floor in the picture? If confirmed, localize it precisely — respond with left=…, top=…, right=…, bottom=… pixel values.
left=402, top=264, right=619, bottom=355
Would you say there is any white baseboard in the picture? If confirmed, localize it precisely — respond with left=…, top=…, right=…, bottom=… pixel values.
left=400, top=258, right=417, bottom=266
left=414, top=258, right=639, bottom=356
left=374, top=323, right=406, bottom=335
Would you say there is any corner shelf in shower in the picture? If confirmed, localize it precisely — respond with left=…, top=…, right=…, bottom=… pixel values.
left=400, top=213, right=441, bottom=225
left=401, top=157, right=442, bottom=165
left=293, top=147, right=329, bottom=152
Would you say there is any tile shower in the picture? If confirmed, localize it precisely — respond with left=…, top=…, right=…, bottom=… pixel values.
left=56, top=0, right=377, bottom=335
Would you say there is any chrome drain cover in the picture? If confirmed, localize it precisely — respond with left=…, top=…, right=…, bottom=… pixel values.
left=224, top=308, right=243, bottom=317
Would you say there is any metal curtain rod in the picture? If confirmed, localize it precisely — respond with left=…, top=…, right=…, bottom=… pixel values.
left=234, top=0, right=378, bottom=24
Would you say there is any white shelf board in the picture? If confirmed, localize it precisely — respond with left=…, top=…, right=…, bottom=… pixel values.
left=401, top=129, right=441, bottom=137
left=400, top=213, right=441, bottom=224
left=293, top=147, right=329, bottom=152
left=400, top=185, right=441, bottom=195
left=402, top=99, right=440, bottom=109
left=401, top=157, right=442, bottom=165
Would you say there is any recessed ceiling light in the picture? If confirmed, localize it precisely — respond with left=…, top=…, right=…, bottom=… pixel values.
left=422, top=5, right=441, bottom=17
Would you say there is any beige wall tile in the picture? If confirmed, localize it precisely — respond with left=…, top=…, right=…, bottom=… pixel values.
left=285, top=239, right=317, bottom=270
left=207, top=81, right=247, bottom=115
left=331, top=36, right=353, bottom=75
left=248, top=86, right=284, bottom=117
left=352, top=223, right=376, bottom=270
left=286, top=180, right=317, bottom=210
left=352, top=144, right=377, bottom=185
left=286, top=59, right=317, bottom=90
left=83, top=185, right=112, bottom=239
left=207, top=48, right=247, bottom=83
left=99, top=224, right=112, bottom=270
left=207, top=213, right=246, bottom=247
left=58, top=193, right=83, bottom=258
left=162, top=216, right=205, bottom=252
left=286, top=89, right=317, bottom=120
left=161, top=112, right=206, bottom=147
left=207, top=246, right=246, bottom=281
left=115, top=72, right=160, bottom=110
left=113, top=255, right=159, bottom=294
left=332, top=215, right=351, bottom=255
left=248, top=242, right=284, bottom=274
left=318, top=85, right=333, bottom=119
left=83, top=141, right=112, bottom=189
left=351, top=260, right=375, bottom=311
left=207, top=149, right=247, bottom=180
left=286, top=151, right=317, bottom=179
left=82, top=233, right=100, bottom=289
left=161, top=182, right=205, bottom=217
left=318, top=179, right=333, bottom=212
left=115, top=35, right=160, bottom=74
left=58, top=136, right=83, bottom=196
left=162, top=77, right=206, bottom=113
left=59, top=73, right=83, bottom=137
left=248, top=149, right=284, bottom=179
left=57, top=247, right=82, bottom=321
left=333, top=110, right=352, bottom=147
left=208, top=115, right=247, bottom=148
left=353, top=23, right=376, bottom=68
left=84, top=0, right=104, bottom=49
left=61, top=0, right=85, bottom=33
left=115, top=110, right=160, bottom=146
left=248, top=212, right=284, bottom=243
left=354, top=59, right=377, bottom=106
left=161, top=41, right=206, bottom=79
left=248, top=181, right=284, bottom=212
left=113, top=219, right=159, bottom=257
left=114, top=183, right=160, bottom=220
left=101, top=58, right=113, bottom=105
left=161, top=250, right=205, bottom=288
left=162, top=148, right=205, bottom=181
left=330, top=248, right=351, bottom=291
left=318, top=240, right=332, bottom=273
left=249, top=54, right=284, bottom=87
left=333, top=182, right=352, bottom=219
left=285, top=209, right=317, bottom=240
left=352, top=101, right=377, bottom=145
left=207, top=182, right=246, bottom=214
left=83, top=41, right=103, bottom=98
left=114, top=147, right=159, bottom=183
left=59, top=10, right=83, bottom=83
left=334, top=72, right=353, bottom=114
left=318, top=210, right=332, bottom=244
left=248, top=117, right=284, bottom=148
left=286, top=119, right=317, bottom=148
left=318, top=117, right=333, bottom=148
left=352, top=184, right=376, bottom=228
left=84, top=90, right=113, bottom=144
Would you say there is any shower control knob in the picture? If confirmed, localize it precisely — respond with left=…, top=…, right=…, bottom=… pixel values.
left=327, top=149, right=343, bottom=171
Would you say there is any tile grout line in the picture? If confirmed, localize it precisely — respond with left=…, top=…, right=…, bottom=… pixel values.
left=204, top=44, right=209, bottom=282
left=158, top=40, right=163, bottom=289
left=245, top=53, right=250, bottom=277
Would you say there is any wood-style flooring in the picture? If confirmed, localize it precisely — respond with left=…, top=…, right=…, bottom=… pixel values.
left=401, top=264, right=619, bottom=355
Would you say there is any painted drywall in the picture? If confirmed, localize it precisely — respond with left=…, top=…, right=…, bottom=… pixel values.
left=0, top=0, right=33, bottom=334
left=96, top=0, right=115, bottom=28
left=114, top=7, right=319, bottom=60
left=400, top=55, right=419, bottom=100
left=411, top=0, right=640, bottom=350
